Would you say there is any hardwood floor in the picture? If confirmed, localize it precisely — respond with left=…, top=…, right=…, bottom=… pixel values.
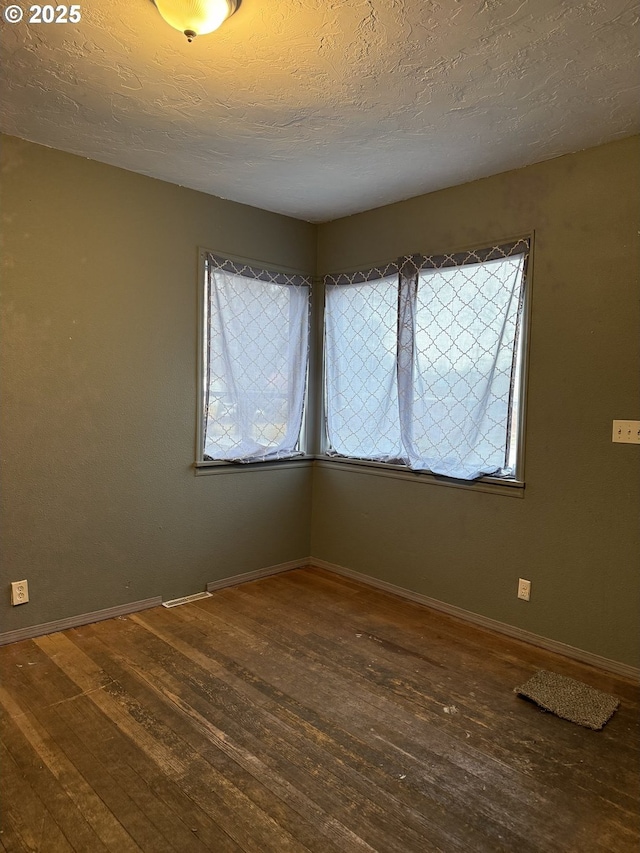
left=1, top=567, right=638, bottom=852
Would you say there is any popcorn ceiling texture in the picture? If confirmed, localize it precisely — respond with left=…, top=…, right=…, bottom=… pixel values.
left=1, top=0, right=638, bottom=221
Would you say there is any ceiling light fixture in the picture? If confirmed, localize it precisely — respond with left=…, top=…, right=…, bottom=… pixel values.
left=154, top=0, right=239, bottom=42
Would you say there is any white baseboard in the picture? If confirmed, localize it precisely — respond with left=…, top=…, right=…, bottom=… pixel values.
left=0, top=596, right=163, bottom=647
left=206, top=558, right=310, bottom=592
left=310, top=558, right=640, bottom=682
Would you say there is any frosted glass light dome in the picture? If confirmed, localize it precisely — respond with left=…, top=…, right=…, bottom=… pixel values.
left=154, top=0, right=239, bottom=41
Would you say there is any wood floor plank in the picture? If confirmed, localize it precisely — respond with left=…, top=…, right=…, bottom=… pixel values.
left=245, top=572, right=640, bottom=782
left=187, top=574, right=640, bottom=851
left=0, top=711, right=111, bottom=853
left=1, top=567, right=637, bottom=853
left=306, top=568, right=640, bottom=702
left=0, top=700, right=143, bottom=853
left=131, top=606, right=493, bottom=852
left=36, top=630, right=312, bottom=853
left=75, top=616, right=410, bottom=853
left=233, top=573, right=640, bottom=779
left=0, top=740, right=69, bottom=853
left=156, top=604, right=568, bottom=848
left=0, top=640, right=86, bottom=712
left=0, top=644, right=224, bottom=853
left=21, top=701, right=178, bottom=853
left=64, top=683, right=247, bottom=853
left=44, top=697, right=219, bottom=853
left=121, top=611, right=392, bottom=853
left=180, top=591, right=576, bottom=850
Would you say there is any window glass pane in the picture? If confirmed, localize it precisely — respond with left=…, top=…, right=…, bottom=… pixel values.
left=325, top=275, right=403, bottom=461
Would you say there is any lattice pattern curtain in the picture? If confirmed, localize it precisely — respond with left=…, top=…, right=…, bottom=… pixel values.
left=324, top=240, right=529, bottom=480
left=203, top=254, right=311, bottom=462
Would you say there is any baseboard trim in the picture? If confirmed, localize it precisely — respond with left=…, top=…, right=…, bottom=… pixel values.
left=0, top=596, right=163, bottom=647
left=310, top=558, right=640, bottom=682
left=3, top=559, right=636, bottom=681
left=206, top=558, right=310, bottom=592
left=0, top=559, right=309, bottom=647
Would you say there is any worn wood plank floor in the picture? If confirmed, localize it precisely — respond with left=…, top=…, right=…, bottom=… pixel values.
left=1, top=567, right=638, bottom=852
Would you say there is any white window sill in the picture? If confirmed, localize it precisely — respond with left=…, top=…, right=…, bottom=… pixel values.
left=194, top=454, right=524, bottom=495
left=194, top=456, right=314, bottom=475
left=313, top=456, right=525, bottom=497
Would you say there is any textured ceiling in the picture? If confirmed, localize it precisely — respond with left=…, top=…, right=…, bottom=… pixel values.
left=1, top=0, right=638, bottom=222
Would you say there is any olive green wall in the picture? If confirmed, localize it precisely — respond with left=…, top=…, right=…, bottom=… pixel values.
left=2, top=134, right=639, bottom=668
left=313, top=136, right=640, bottom=668
left=0, top=135, right=315, bottom=633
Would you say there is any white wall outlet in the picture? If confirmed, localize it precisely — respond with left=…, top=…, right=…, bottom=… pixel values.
left=612, top=420, right=640, bottom=444
left=517, top=578, right=531, bottom=601
left=11, top=580, right=29, bottom=606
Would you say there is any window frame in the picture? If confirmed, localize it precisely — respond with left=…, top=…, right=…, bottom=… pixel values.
left=318, top=234, right=534, bottom=494
left=194, top=247, right=314, bottom=474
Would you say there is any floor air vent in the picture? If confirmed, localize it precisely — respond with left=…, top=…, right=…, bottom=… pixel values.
left=162, top=591, right=212, bottom=608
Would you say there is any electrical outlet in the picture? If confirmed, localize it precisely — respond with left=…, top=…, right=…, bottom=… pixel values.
left=517, top=578, right=531, bottom=601
left=11, top=580, right=29, bottom=606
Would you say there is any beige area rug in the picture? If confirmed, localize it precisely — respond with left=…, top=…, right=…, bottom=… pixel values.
left=514, top=670, right=620, bottom=730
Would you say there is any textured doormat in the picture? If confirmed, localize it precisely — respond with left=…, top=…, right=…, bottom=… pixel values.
left=514, top=670, right=620, bottom=730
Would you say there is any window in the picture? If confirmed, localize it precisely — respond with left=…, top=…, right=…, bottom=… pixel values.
left=323, top=239, right=530, bottom=481
left=199, top=253, right=311, bottom=463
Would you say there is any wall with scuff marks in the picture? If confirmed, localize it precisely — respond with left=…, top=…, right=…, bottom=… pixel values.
left=313, top=136, right=640, bottom=668
left=0, top=135, right=316, bottom=632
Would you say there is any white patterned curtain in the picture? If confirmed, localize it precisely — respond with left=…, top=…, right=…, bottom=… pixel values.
left=324, top=241, right=528, bottom=480
left=204, top=255, right=311, bottom=462
left=324, top=269, right=403, bottom=463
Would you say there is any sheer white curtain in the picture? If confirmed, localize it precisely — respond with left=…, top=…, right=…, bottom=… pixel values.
left=204, top=256, right=310, bottom=462
left=401, top=255, right=526, bottom=479
left=324, top=274, right=404, bottom=462
left=324, top=243, right=528, bottom=480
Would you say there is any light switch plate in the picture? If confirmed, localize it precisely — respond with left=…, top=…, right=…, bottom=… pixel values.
left=612, top=420, right=640, bottom=444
